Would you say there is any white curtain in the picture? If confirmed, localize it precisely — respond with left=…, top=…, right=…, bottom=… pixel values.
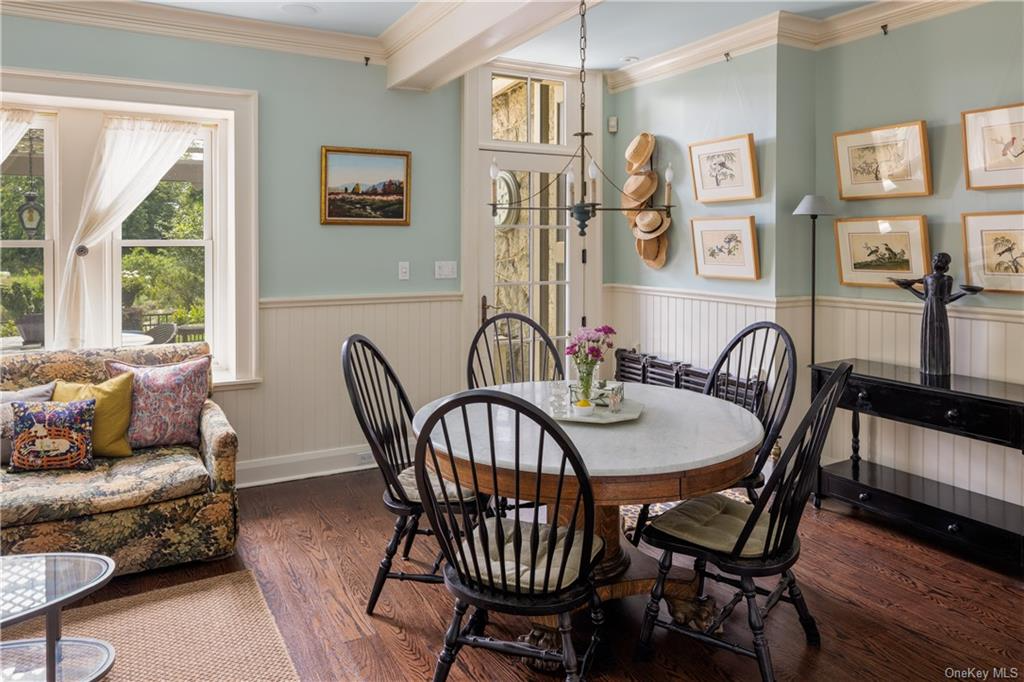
left=1, top=109, right=35, bottom=162
left=54, top=116, right=199, bottom=348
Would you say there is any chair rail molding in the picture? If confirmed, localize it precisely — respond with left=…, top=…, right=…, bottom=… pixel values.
left=605, top=0, right=987, bottom=93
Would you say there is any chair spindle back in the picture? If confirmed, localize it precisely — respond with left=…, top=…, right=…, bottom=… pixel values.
left=415, top=390, right=596, bottom=597
left=467, top=313, right=564, bottom=388
left=342, top=334, right=416, bottom=505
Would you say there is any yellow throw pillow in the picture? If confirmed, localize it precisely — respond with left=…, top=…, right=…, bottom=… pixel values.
left=53, top=373, right=134, bottom=457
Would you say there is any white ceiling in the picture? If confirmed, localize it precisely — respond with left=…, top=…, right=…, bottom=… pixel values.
left=144, top=1, right=417, bottom=37
left=507, top=1, right=869, bottom=70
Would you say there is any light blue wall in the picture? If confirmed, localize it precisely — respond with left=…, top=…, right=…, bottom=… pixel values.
left=603, top=46, right=778, bottom=297
left=0, top=15, right=461, bottom=298
left=813, top=1, right=1023, bottom=310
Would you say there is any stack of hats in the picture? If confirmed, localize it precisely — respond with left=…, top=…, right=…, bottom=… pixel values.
left=623, top=132, right=669, bottom=270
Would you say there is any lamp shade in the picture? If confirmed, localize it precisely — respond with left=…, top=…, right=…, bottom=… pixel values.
left=793, top=194, right=833, bottom=217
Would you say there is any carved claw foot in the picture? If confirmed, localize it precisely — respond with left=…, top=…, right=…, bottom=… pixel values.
left=517, top=626, right=563, bottom=672
left=666, top=594, right=723, bottom=634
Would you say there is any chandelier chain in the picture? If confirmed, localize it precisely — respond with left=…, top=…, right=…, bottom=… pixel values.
left=579, top=0, right=586, bottom=113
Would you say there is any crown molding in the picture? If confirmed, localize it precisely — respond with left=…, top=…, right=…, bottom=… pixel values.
left=378, top=1, right=462, bottom=59
left=606, top=1, right=986, bottom=93
left=0, top=0, right=387, bottom=64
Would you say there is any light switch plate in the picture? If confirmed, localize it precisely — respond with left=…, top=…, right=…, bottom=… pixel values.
left=434, top=261, right=458, bottom=279
left=398, top=261, right=410, bottom=280
left=608, top=116, right=618, bottom=133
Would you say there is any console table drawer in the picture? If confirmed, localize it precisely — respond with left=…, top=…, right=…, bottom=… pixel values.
left=841, top=378, right=1021, bottom=448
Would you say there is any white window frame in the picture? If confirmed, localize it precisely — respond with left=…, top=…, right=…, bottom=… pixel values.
left=0, top=113, right=59, bottom=349
left=1, top=68, right=260, bottom=388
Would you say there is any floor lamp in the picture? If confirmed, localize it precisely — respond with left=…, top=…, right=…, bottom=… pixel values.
left=793, top=195, right=834, bottom=365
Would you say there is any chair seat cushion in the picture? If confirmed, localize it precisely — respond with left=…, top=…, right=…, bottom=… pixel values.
left=1, top=445, right=211, bottom=526
left=458, top=517, right=604, bottom=592
left=649, top=493, right=768, bottom=558
left=396, top=466, right=474, bottom=503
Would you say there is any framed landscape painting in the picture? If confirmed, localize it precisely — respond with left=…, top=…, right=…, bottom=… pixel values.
left=833, top=121, right=932, bottom=200
left=687, top=134, right=760, bottom=203
left=320, top=146, right=411, bottom=226
left=690, top=216, right=760, bottom=280
left=962, top=211, right=1024, bottom=293
left=961, top=103, right=1024, bottom=190
left=834, top=216, right=930, bottom=287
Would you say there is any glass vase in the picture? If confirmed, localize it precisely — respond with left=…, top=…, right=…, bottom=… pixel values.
left=575, top=361, right=596, bottom=403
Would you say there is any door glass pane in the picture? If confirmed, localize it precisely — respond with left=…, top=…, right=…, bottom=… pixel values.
left=1, top=128, right=46, bottom=240
left=122, top=139, right=204, bottom=240
left=536, top=228, right=567, bottom=284
left=535, top=171, right=566, bottom=227
left=495, top=227, right=528, bottom=284
left=122, top=246, right=205, bottom=342
left=0, top=248, right=45, bottom=348
left=494, top=284, right=528, bottom=317
left=491, top=74, right=528, bottom=142
left=533, top=283, right=567, bottom=343
left=531, top=79, right=564, bottom=145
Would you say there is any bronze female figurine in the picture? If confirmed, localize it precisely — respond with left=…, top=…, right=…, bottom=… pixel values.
left=890, top=252, right=983, bottom=376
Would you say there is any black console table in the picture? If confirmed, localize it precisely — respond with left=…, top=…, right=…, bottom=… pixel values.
left=811, top=358, right=1024, bottom=569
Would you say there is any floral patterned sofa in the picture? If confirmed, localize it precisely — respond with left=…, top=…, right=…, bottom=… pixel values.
left=0, top=343, right=237, bottom=575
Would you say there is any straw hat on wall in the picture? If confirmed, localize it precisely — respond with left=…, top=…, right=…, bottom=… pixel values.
left=625, top=132, right=655, bottom=173
left=631, top=210, right=671, bottom=240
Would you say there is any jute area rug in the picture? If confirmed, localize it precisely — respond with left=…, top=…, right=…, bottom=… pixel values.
left=2, top=570, right=299, bottom=682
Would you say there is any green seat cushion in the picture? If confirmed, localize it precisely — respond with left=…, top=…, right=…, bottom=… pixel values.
left=1, top=446, right=211, bottom=526
left=650, top=493, right=768, bottom=558
left=396, top=466, right=475, bottom=503
left=457, top=517, right=604, bottom=592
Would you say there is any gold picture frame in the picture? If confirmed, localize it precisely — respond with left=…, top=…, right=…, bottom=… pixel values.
left=690, top=216, right=760, bottom=280
left=833, top=216, right=930, bottom=288
left=961, top=102, right=1024, bottom=191
left=320, top=146, right=411, bottom=226
left=832, top=121, right=932, bottom=200
left=687, top=133, right=760, bottom=203
left=961, top=211, right=1024, bottom=293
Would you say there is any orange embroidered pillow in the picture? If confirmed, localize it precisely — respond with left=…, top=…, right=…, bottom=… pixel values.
left=8, top=399, right=96, bottom=472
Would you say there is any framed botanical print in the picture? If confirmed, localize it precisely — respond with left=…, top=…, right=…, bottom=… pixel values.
left=832, top=121, right=932, bottom=200
left=687, top=134, right=760, bottom=203
left=962, top=211, right=1024, bottom=293
left=961, top=103, right=1024, bottom=190
left=320, top=146, right=411, bottom=226
left=834, top=216, right=930, bottom=287
left=690, top=216, right=760, bottom=280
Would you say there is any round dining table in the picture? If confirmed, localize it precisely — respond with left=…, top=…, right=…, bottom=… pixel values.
left=413, top=380, right=765, bottom=648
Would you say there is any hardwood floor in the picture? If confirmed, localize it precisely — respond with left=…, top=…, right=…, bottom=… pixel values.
left=83, top=470, right=1024, bottom=681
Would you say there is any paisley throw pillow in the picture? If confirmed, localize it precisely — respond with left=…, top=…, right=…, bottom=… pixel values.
left=105, top=356, right=211, bottom=448
left=9, top=399, right=96, bottom=472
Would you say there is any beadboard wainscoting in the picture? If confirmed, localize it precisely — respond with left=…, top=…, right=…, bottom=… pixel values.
left=213, top=292, right=464, bottom=488
left=603, top=284, right=1023, bottom=504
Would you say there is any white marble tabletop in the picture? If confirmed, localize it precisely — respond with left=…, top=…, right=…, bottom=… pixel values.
left=412, top=381, right=764, bottom=479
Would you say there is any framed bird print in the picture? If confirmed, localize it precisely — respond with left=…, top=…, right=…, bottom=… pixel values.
left=687, top=134, right=760, bottom=203
left=833, top=121, right=932, bottom=200
left=962, top=211, right=1024, bottom=293
left=690, top=216, right=760, bottom=280
left=961, top=103, right=1024, bottom=190
left=834, top=216, right=930, bottom=287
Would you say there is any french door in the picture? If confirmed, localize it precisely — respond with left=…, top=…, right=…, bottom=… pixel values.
left=475, top=149, right=589, bottom=357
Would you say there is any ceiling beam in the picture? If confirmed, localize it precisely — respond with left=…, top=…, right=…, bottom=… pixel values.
left=382, top=1, right=587, bottom=91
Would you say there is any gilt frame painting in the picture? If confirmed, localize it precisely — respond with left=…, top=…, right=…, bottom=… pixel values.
left=690, top=216, right=760, bottom=280
left=961, top=103, right=1024, bottom=190
left=832, top=121, right=932, bottom=200
left=834, top=216, right=930, bottom=288
left=687, top=134, right=760, bottom=203
left=320, top=146, right=411, bottom=226
left=962, top=211, right=1024, bottom=293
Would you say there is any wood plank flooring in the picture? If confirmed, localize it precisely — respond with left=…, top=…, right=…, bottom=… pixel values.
left=82, top=470, right=1024, bottom=681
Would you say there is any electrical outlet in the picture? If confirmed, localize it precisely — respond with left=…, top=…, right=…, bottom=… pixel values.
left=398, top=261, right=410, bottom=280
left=434, top=261, right=458, bottom=279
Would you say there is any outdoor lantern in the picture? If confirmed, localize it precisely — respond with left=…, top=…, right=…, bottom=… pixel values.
left=17, top=190, right=42, bottom=239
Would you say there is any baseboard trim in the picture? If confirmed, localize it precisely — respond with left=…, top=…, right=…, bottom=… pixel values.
left=236, top=445, right=377, bottom=489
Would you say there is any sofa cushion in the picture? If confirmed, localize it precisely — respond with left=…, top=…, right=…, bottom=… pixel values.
left=9, top=400, right=96, bottom=472
left=53, top=373, right=133, bottom=457
left=2, top=382, right=56, bottom=465
left=106, top=357, right=210, bottom=448
left=0, top=445, right=211, bottom=526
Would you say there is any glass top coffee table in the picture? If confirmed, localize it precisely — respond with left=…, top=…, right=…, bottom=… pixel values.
left=1, top=553, right=116, bottom=682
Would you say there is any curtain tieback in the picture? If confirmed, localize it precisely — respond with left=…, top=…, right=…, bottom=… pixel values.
left=75, top=245, right=89, bottom=256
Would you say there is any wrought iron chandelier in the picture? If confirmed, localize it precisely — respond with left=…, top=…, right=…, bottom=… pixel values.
left=487, top=0, right=674, bottom=237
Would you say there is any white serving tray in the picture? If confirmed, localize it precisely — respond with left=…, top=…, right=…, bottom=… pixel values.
left=551, top=399, right=644, bottom=425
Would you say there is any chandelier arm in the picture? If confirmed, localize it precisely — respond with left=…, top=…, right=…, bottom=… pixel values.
left=492, top=141, right=583, bottom=209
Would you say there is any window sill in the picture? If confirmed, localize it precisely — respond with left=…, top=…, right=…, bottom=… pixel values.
left=212, top=375, right=262, bottom=392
